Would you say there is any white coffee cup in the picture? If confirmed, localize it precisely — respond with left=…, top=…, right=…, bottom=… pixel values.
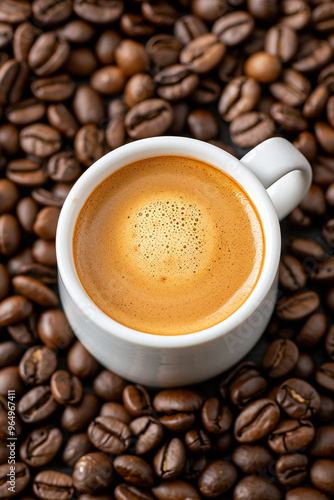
left=56, top=136, right=312, bottom=387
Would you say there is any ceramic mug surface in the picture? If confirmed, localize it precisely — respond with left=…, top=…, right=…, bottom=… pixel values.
left=56, top=136, right=312, bottom=387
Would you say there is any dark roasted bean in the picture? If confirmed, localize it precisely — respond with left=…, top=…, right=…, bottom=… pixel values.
left=62, top=432, right=92, bottom=468
left=230, top=111, right=275, bottom=148
left=129, top=416, right=164, bottom=455
left=18, top=385, right=58, bottom=424
left=276, top=291, right=320, bottom=322
left=234, top=398, right=280, bottom=443
left=232, top=444, right=274, bottom=474
left=262, top=339, right=299, bottom=378
left=310, top=459, right=334, bottom=496
left=33, top=470, right=74, bottom=500
left=316, top=362, right=334, bottom=393
left=73, top=452, right=114, bottom=494
left=19, top=345, right=57, bottom=385
left=0, top=462, right=30, bottom=498
left=153, top=438, right=186, bottom=479
left=268, top=419, right=315, bottom=453
left=94, top=369, right=127, bottom=401
left=50, top=369, right=82, bottom=405
left=152, top=479, right=200, bottom=500
left=155, top=65, right=199, bottom=101
left=233, top=475, right=282, bottom=500
left=88, top=416, right=131, bottom=454
left=197, top=460, right=237, bottom=497
left=20, top=425, right=62, bottom=467
left=212, top=11, right=254, bottom=46
left=61, top=392, right=99, bottom=432
left=114, top=455, right=154, bottom=487
left=276, top=378, right=320, bottom=419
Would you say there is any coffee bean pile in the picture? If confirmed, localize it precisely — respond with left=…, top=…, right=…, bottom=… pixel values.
left=0, top=0, right=334, bottom=499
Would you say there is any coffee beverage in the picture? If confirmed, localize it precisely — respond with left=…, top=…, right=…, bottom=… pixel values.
left=73, top=155, right=264, bottom=335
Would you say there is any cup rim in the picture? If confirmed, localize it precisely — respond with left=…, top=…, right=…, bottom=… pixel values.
left=56, top=136, right=281, bottom=348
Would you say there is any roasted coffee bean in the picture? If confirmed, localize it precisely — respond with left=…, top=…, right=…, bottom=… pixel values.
left=191, top=0, right=227, bottom=22
left=296, top=313, right=327, bottom=349
left=200, top=398, right=233, bottom=434
left=0, top=263, right=9, bottom=301
left=61, top=392, right=99, bottom=432
left=33, top=0, right=73, bottom=25
left=245, top=51, right=282, bottom=83
left=7, top=158, right=48, bottom=187
left=125, top=98, right=173, bottom=139
left=182, top=455, right=207, bottom=481
left=218, top=76, right=261, bottom=122
left=270, top=69, right=310, bottom=107
left=303, top=85, right=329, bottom=120
left=141, top=1, right=178, bottom=28
left=93, top=369, right=127, bottom=401
left=31, top=74, right=75, bottom=101
left=19, top=345, right=57, bottom=385
left=20, top=123, right=61, bottom=158
left=0, top=123, right=19, bottom=156
left=277, top=378, right=320, bottom=419
left=73, top=0, right=123, bottom=24
left=233, top=475, right=282, bottom=500
left=265, top=24, right=298, bottom=62
left=7, top=312, right=37, bottom=344
left=114, top=455, right=154, bottom=487
left=20, top=425, right=62, bottom=467
left=197, top=460, right=237, bottom=497
left=114, top=484, right=156, bottom=500
left=0, top=462, right=30, bottom=498
left=187, top=109, right=218, bottom=141
left=33, top=206, right=60, bottom=240
left=316, top=362, right=334, bottom=393
left=146, top=34, right=181, bottom=68
left=106, top=98, right=127, bottom=149
left=184, top=429, right=211, bottom=454
left=0, top=179, right=19, bottom=214
left=152, top=479, right=200, bottom=500
left=100, top=402, right=131, bottom=424
left=286, top=236, right=326, bottom=261
left=310, top=459, right=334, bottom=496
left=88, top=416, right=131, bottom=453
left=47, top=151, right=81, bottom=183
left=90, top=65, right=126, bottom=95
left=288, top=208, right=312, bottom=228
left=279, top=0, right=311, bottom=30
left=65, top=46, right=98, bottom=77
left=129, top=416, right=164, bottom=455
left=230, top=375, right=268, bottom=408
left=313, top=156, right=334, bottom=186
left=72, top=85, right=105, bottom=125
left=309, top=256, right=334, bottom=285
left=28, top=32, right=69, bottom=77
left=293, top=39, right=333, bottom=73
left=0, top=295, right=33, bottom=326
left=73, top=452, right=114, bottom=494
left=13, top=21, right=41, bottom=62
left=323, top=219, right=334, bottom=247
left=268, top=419, right=315, bottom=453
left=276, top=291, right=320, bottom=322
left=153, top=438, right=186, bottom=479
left=74, top=124, right=105, bottom=168
left=279, top=254, right=306, bottom=291
left=18, top=262, right=57, bottom=285
left=308, top=425, right=334, bottom=457
left=0, top=366, right=24, bottom=397
left=6, top=97, right=46, bottom=125
left=293, top=352, right=316, bottom=379
left=174, top=15, right=208, bottom=45
left=18, top=385, right=58, bottom=424
left=325, top=324, right=334, bottom=360
left=262, top=339, right=299, bottom=378
left=234, top=398, right=280, bottom=443
left=180, top=34, right=225, bottom=74
left=275, top=453, right=308, bottom=487
left=37, top=309, right=73, bottom=350
left=115, top=39, right=149, bottom=76
left=232, top=444, right=274, bottom=474
left=0, top=340, right=24, bottom=367
left=123, top=384, right=152, bottom=416
left=62, top=432, right=92, bottom=468
left=155, top=65, right=199, bottom=101
left=213, top=11, right=254, bottom=46
left=7, top=248, right=34, bottom=277
left=191, top=77, right=221, bottom=104
left=286, top=487, right=330, bottom=500
left=12, top=275, right=58, bottom=307
left=120, top=13, right=155, bottom=38
left=154, top=389, right=202, bottom=416
left=219, top=361, right=261, bottom=399
left=67, top=340, right=100, bottom=379
left=32, top=185, right=68, bottom=208
left=230, top=111, right=275, bottom=148
left=124, top=73, right=155, bottom=109
left=270, top=103, right=308, bottom=133
left=300, top=184, right=327, bottom=216
left=0, top=213, right=21, bottom=256
left=47, top=104, right=79, bottom=140
left=315, top=122, right=334, bottom=155
left=50, top=369, right=82, bottom=405
left=0, top=59, right=28, bottom=105
left=33, top=470, right=74, bottom=500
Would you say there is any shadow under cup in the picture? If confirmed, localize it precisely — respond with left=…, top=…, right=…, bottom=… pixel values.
left=56, top=137, right=281, bottom=387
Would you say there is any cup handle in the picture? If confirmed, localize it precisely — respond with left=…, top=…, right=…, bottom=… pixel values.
left=240, top=137, right=312, bottom=221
